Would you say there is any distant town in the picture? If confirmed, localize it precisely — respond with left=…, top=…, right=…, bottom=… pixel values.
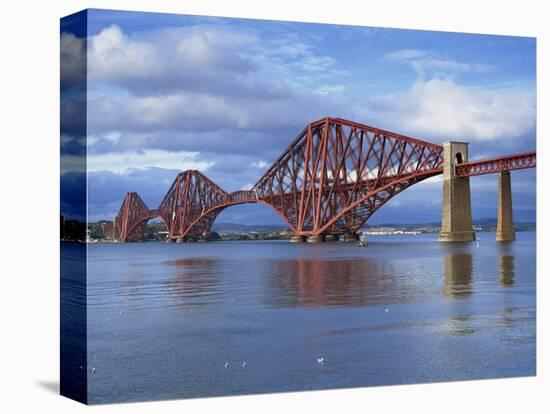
left=60, top=215, right=536, bottom=243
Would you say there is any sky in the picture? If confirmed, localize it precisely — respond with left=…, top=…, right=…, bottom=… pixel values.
left=61, top=9, right=537, bottom=225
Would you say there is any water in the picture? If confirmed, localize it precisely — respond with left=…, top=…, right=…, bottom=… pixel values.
left=82, top=232, right=536, bottom=404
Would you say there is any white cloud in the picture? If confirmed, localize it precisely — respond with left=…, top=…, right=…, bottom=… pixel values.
left=240, top=183, right=255, bottom=190
left=60, top=155, right=86, bottom=175
left=85, top=24, right=345, bottom=146
left=385, top=49, right=429, bottom=61
left=86, top=25, right=271, bottom=98
left=416, top=175, right=443, bottom=186
left=60, top=32, right=85, bottom=89
left=411, top=59, right=493, bottom=75
left=251, top=160, right=269, bottom=168
left=87, top=149, right=211, bottom=173
left=87, top=88, right=332, bottom=136
left=246, top=33, right=349, bottom=91
left=364, top=78, right=535, bottom=142
left=86, top=24, right=347, bottom=101
left=316, top=84, right=345, bottom=95
left=384, top=48, right=494, bottom=77
left=88, top=25, right=158, bottom=82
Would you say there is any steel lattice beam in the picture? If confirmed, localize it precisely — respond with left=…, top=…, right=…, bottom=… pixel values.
left=455, top=151, right=536, bottom=177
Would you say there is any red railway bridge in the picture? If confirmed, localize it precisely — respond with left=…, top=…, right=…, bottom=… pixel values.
left=115, top=118, right=536, bottom=243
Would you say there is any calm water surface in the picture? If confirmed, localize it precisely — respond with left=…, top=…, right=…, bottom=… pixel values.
left=83, top=233, right=536, bottom=403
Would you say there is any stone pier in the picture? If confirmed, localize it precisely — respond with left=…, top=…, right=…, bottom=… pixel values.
left=290, top=235, right=305, bottom=243
left=439, top=142, right=476, bottom=242
left=343, top=233, right=359, bottom=242
left=496, top=171, right=516, bottom=242
left=324, top=234, right=338, bottom=242
left=307, top=234, right=324, bottom=243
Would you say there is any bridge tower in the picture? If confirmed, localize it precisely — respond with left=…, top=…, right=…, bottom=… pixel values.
left=496, top=171, right=516, bottom=242
left=439, top=142, right=476, bottom=242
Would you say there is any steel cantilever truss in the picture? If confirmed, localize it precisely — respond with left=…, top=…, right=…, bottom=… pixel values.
left=115, top=192, right=156, bottom=241
left=252, top=118, right=444, bottom=236
left=158, top=170, right=229, bottom=240
left=115, top=171, right=259, bottom=241
left=115, top=117, right=536, bottom=242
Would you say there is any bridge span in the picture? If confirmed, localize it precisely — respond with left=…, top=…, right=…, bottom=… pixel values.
left=115, top=117, right=536, bottom=243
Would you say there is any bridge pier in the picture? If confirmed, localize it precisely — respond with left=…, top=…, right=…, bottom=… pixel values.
left=496, top=171, right=516, bottom=242
left=343, top=233, right=359, bottom=242
left=324, top=234, right=338, bottom=242
left=439, top=142, right=476, bottom=242
left=307, top=234, right=324, bottom=243
left=290, top=235, right=305, bottom=243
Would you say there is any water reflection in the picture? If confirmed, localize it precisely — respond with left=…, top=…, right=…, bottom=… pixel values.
left=442, top=315, right=475, bottom=336
left=115, top=258, right=223, bottom=309
left=265, top=258, right=410, bottom=307
left=103, top=243, right=518, bottom=314
left=443, top=253, right=473, bottom=299
left=496, top=243, right=516, bottom=287
left=165, top=258, right=222, bottom=300
left=497, top=307, right=515, bottom=328
left=499, top=256, right=515, bottom=287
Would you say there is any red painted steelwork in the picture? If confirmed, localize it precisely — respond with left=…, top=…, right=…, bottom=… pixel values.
left=252, top=118, right=444, bottom=236
left=455, top=151, right=536, bottom=177
left=115, top=192, right=159, bottom=242
left=114, top=118, right=535, bottom=242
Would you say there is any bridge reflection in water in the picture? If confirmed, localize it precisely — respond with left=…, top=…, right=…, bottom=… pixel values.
left=263, top=252, right=493, bottom=308
left=443, top=253, right=473, bottom=299
left=114, top=258, right=224, bottom=310
left=165, top=258, right=223, bottom=301
left=498, top=243, right=516, bottom=287
left=262, top=249, right=518, bottom=309
left=442, top=249, right=516, bottom=297
left=265, top=258, right=399, bottom=307
left=499, top=256, right=515, bottom=287
left=112, top=245, right=519, bottom=312
left=439, top=247, right=518, bottom=337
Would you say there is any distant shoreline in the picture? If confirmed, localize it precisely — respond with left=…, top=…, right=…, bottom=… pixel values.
left=71, top=217, right=535, bottom=243
left=77, top=227, right=536, bottom=244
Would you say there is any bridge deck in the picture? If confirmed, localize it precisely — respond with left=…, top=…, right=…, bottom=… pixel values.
left=455, top=151, right=536, bottom=177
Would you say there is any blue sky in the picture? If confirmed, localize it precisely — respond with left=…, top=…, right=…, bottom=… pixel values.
left=61, top=9, right=536, bottom=224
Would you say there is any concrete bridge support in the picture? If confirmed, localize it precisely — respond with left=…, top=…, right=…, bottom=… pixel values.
left=343, top=233, right=359, bottom=242
left=439, top=142, right=476, bottom=242
left=307, top=234, right=325, bottom=243
left=496, top=171, right=516, bottom=242
left=290, top=235, right=305, bottom=243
